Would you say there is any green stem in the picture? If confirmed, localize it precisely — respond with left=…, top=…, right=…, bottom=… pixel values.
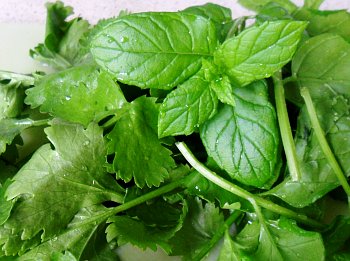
left=32, top=118, right=51, bottom=127
left=300, top=87, right=350, bottom=197
left=193, top=210, right=242, bottom=261
left=111, top=175, right=190, bottom=215
left=176, top=142, right=325, bottom=229
left=273, top=71, right=301, bottom=181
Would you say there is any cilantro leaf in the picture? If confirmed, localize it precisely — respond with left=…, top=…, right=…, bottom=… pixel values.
left=30, top=2, right=90, bottom=70
left=214, top=20, right=307, bottom=86
left=168, top=197, right=225, bottom=260
left=17, top=205, right=115, bottom=261
left=158, top=68, right=218, bottom=137
left=107, top=96, right=176, bottom=187
left=25, top=65, right=126, bottom=126
left=2, top=121, right=122, bottom=250
left=0, top=118, right=40, bottom=155
left=90, top=12, right=218, bottom=89
left=200, top=80, right=280, bottom=188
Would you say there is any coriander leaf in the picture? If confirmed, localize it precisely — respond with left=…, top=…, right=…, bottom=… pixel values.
left=0, top=118, right=37, bottom=155
left=25, top=65, right=126, bottom=126
left=294, top=9, right=350, bottom=42
left=106, top=203, right=186, bottom=254
left=303, top=0, right=325, bottom=9
left=17, top=205, right=114, bottom=261
left=200, top=80, right=280, bottom=188
left=91, top=12, right=218, bottom=89
left=182, top=3, right=232, bottom=42
left=0, top=76, right=26, bottom=119
left=238, top=0, right=297, bottom=13
left=158, top=68, right=218, bottom=137
left=2, top=121, right=122, bottom=246
left=107, top=96, right=176, bottom=188
left=30, top=2, right=90, bottom=70
left=0, top=181, right=14, bottom=226
left=0, top=160, right=17, bottom=185
left=168, top=197, right=225, bottom=260
left=214, top=20, right=307, bottom=86
left=217, top=230, right=244, bottom=261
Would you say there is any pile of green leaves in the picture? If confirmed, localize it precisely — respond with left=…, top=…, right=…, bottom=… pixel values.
left=1, top=0, right=350, bottom=260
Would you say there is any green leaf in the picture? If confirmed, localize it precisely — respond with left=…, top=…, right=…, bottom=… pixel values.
left=90, top=12, right=218, bottom=89
left=292, top=34, right=350, bottom=96
left=16, top=205, right=114, bottom=261
left=202, top=59, right=236, bottom=106
left=0, top=118, right=37, bottom=155
left=158, top=68, right=218, bottom=137
left=25, top=65, right=126, bottom=126
left=0, top=76, right=26, bottom=119
left=106, top=201, right=186, bottom=254
left=217, top=230, right=244, bottom=261
left=2, top=121, right=122, bottom=248
left=168, top=197, right=225, bottom=260
left=234, top=217, right=325, bottom=260
left=303, top=0, right=325, bottom=9
left=107, top=96, right=176, bottom=187
left=238, top=0, right=297, bottom=13
left=0, top=180, right=14, bottom=226
left=294, top=9, right=350, bottom=42
left=214, top=20, right=307, bottom=86
left=30, top=2, right=91, bottom=70
left=256, top=2, right=293, bottom=23
left=200, top=81, right=280, bottom=188
left=269, top=34, right=350, bottom=207
left=322, top=216, right=350, bottom=258
left=181, top=3, right=232, bottom=41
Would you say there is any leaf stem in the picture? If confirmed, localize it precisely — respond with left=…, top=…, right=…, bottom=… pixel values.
left=111, top=175, right=190, bottom=215
left=176, top=142, right=325, bottom=229
left=300, top=87, right=350, bottom=197
left=31, top=118, right=51, bottom=127
left=192, top=210, right=242, bottom=261
left=273, top=70, right=301, bottom=181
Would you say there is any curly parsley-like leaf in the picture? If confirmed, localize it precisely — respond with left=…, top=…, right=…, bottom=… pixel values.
left=214, top=20, right=307, bottom=86
left=107, top=96, right=176, bottom=187
left=200, top=80, right=280, bottom=188
left=25, top=65, right=126, bottom=126
left=158, top=68, right=218, bottom=137
left=91, top=12, right=218, bottom=89
left=2, top=121, right=122, bottom=247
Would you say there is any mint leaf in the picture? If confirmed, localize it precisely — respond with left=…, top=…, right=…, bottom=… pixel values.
left=91, top=12, right=218, bottom=89
left=168, top=197, right=225, bottom=260
left=295, top=9, right=350, bottom=42
left=2, top=121, right=122, bottom=247
left=214, top=20, right=307, bottom=86
left=182, top=3, right=232, bottom=41
left=238, top=0, right=297, bottom=13
left=25, top=65, right=126, bottom=126
left=233, top=217, right=325, bottom=260
left=17, top=205, right=114, bottom=261
left=200, top=80, right=280, bottom=188
left=269, top=34, right=350, bottom=207
left=107, top=96, right=176, bottom=187
left=158, top=68, right=218, bottom=137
